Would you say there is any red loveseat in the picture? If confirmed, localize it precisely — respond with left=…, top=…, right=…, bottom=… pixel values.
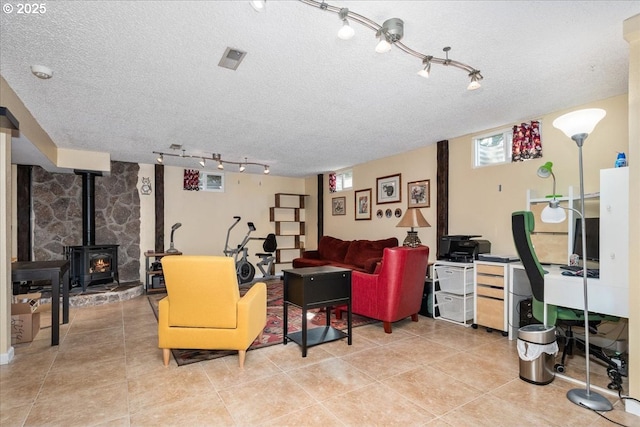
left=292, top=235, right=398, bottom=273
left=336, top=246, right=430, bottom=333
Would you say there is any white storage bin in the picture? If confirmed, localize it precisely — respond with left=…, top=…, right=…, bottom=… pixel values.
left=434, top=266, right=474, bottom=294
left=435, top=292, right=473, bottom=322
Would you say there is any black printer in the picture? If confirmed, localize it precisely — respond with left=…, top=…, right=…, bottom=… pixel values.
left=438, top=235, right=491, bottom=263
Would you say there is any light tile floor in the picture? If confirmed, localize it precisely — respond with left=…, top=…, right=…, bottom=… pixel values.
left=1, top=296, right=638, bottom=427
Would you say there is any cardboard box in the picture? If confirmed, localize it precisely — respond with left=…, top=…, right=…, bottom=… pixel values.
left=11, top=293, right=43, bottom=344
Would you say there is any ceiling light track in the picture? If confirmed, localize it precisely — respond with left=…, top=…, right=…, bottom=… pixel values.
left=152, top=150, right=270, bottom=174
left=297, top=0, right=483, bottom=89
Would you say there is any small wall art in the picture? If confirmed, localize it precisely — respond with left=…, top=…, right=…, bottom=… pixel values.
left=183, top=169, right=200, bottom=191
left=376, top=173, right=401, bottom=204
left=140, top=177, right=152, bottom=195
left=332, top=196, right=346, bottom=215
left=407, top=179, right=430, bottom=208
left=354, top=188, right=372, bottom=220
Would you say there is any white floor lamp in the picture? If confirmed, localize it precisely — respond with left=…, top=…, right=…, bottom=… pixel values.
left=550, top=108, right=613, bottom=412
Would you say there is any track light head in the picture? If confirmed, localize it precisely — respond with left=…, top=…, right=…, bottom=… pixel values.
left=467, top=70, right=482, bottom=90
left=264, top=165, right=270, bottom=174
left=157, top=153, right=163, bottom=164
left=375, top=33, right=392, bottom=53
left=337, top=8, right=354, bottom=40
left=199, top=158, right=206, bottom=167
left=417, top=56, right=432, bottom=78
left=375, top=18, right=403, bottom=53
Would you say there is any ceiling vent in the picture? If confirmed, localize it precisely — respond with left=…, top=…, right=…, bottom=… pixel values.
left=218, top=47, right=247, bottom=71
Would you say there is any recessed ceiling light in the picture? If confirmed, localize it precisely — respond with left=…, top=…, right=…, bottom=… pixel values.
left=31, top=65, right=53, bottom=79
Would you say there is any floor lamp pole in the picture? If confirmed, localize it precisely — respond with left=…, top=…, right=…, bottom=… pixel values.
left=565, top=134, right=613, bottom=411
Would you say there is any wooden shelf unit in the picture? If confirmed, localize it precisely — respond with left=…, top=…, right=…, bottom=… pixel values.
left=143, top=250, right=182, bottom=293
left=270, top=193, right=308, bottom=267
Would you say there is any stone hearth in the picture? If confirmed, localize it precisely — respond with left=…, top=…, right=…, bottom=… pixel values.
left=31, top=281, right=145, bottom=308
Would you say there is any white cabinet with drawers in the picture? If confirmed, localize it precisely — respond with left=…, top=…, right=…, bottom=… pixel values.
left=432, top=261, right=474, bottom=327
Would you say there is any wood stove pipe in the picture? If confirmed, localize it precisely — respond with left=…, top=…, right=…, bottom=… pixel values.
left=74, top=170, right=102, bottom=246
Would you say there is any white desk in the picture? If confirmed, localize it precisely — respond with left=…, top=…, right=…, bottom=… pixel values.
left=507, top=263, right=628, bottom=340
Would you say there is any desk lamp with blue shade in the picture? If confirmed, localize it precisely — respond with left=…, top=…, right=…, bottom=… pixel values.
left=540, top=108, right=612, bottom=412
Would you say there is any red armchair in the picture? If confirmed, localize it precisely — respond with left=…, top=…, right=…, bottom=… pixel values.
left=336, top=246, right=429, bottom=333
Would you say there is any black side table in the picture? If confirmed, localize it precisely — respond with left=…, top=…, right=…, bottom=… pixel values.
left=283, top=266, right=352, bottom=357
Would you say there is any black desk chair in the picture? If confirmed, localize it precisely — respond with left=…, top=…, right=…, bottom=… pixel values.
left=511, top=211, right=624, bottom=389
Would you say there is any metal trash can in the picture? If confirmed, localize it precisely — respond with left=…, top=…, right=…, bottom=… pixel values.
left=517, top=324, right=558, bottom=385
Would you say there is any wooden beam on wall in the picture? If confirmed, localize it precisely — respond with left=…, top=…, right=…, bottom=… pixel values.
left=436, top=140, right=449, bottom=258
left=154, top=164, right=164, bottom=253
left=317, top=173, right=323, bottom=245
left=16, top=165, right=31, bottom=261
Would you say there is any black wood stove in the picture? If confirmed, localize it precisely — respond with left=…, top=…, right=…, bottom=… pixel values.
left=65, top=170, right=119, bottom=291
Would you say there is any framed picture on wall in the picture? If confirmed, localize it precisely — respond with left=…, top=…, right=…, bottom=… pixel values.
left=407, top=179, right=430, bottom=208
left=376, top=173, right=401, bottom=204
left=354, top=188, right=372, bottom=220
left=332, top=196, right=346, bottom=216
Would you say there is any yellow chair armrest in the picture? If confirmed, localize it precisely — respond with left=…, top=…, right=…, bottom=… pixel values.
left=237, top=282, right=267, bottom=342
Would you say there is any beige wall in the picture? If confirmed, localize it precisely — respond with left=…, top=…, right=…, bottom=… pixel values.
left=0, top=131, right=12, bottom=363
left=322, top=147, right=439, bottom=261
left=322, top=95, right=628, bottom=259
left=139, top=165, right=309, bottom=275
left=624, top=12, right=640, bottom=416
left=449, top=94, right=628, bottom=255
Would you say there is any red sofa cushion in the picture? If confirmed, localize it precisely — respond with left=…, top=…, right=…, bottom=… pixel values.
left=317, top=236, right=351, bottom=263
left=343, top=237, right=398, bottom=269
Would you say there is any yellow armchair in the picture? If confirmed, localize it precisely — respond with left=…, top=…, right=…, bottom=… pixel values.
left=158, top=255, right=267, bottom=368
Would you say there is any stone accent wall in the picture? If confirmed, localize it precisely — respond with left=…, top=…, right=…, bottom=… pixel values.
left=32, top=161, right=141, bottom=283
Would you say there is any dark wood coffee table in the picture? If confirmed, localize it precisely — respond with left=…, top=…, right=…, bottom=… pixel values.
left=283, top=266, right=352, bottom=357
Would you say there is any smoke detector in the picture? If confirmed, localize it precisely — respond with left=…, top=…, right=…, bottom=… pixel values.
left=218, top=47, right=247, bottom=71
left=31, top=65, right=53, bottom=79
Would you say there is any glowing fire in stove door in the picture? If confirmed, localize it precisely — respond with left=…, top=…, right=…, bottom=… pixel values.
left=90, top=255, right=111, bottom=273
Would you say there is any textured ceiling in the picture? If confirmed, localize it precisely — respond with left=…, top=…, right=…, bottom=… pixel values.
left=2, top=1, right=639, bottom=177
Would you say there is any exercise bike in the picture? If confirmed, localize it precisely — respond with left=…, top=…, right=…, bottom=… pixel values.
left=223, top=216, right=256, bottom=284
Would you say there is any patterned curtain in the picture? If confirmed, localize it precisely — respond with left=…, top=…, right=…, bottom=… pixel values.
left=329, top=173, right=336, bottom=193
left=183, top=169, right=200, bottom=191
left=512, top=120, right=542, bottom=162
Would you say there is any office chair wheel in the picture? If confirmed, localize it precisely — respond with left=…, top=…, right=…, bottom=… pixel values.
left=471, top=324, right=478, bottom=329
left=554, top=363, right=565, bottom=373
left=501, top=331, right=508, bottom=337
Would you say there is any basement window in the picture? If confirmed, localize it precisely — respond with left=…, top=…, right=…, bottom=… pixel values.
left=335, top=170, right=353, bottom=192
left=474, top=128, right=512, bottom=167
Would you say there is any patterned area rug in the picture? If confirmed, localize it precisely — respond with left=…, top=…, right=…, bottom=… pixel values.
left=148, top=280, right=378, bottom=366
